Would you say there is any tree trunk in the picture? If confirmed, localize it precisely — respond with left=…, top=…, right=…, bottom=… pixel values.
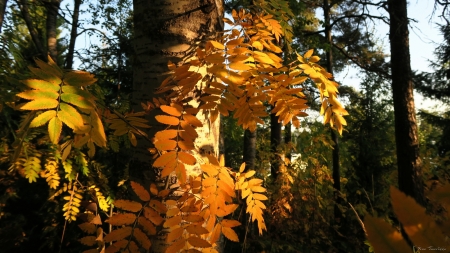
left=270, top=110, right=282, bottom=179
left=65, top=0, right=81, bottom=69
left=323, top=0, right=341, bottom=222
left=45, top=0, right=60, bottom=62
left=387, top=0, right=425, bottom=205
left=243, top=129, right=256, bottom=171
left=17, top=0, right=46, bottom=59
left=284, top=122, right=292, bottom=161
left=0, top=0, right=7, bottom=33
left=132, top=0, right=223, bottom=251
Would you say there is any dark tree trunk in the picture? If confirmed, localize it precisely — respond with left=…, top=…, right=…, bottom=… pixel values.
left=324, top=0, right=341, bottom=221
left=270, top=110, right=282, bottom=179
left=387, top=0, right=425, bottom=205
left=243, top=129, right=256, bottom=171
left=65, top=0, right=81, bottom=69
left=0, top=0, right=7, bottom=33
left=45, top=0, right=60, bottom=62
left=284, top=122, right=292, bottom=161
left=17, top=0, right=46, bottom=59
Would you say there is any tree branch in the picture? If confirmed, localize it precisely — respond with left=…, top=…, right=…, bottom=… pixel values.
left=16, top=0, right=46, bottom=59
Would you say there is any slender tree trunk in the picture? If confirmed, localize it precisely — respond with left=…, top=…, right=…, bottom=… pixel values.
left=0, top=0, right=7, bottom=33
left=132, top=0, right=223, bottom=251
left=17, top=0, right=46, bottom=59
left=323, top=0, right=341, bottom=222
left=65, top=0, right=81, bottom=69
left=387, top=0, right=425, bottom=205
left=45, top=0, right=60, bottom=62
left=270, top=110, right=282, bottom=179
left=284, top=122, right=292, bottom=161
left=243, top=129, right=256, bottom=171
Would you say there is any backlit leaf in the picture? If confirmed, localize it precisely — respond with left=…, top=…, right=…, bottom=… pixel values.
left=164, top=215, right=182, bottom=228
left=183, top=114, right=202, bottom=127
left=153, top=151, right=177, bottom=167
left=209, top=40, right=225, bottom=50
left=131, top=181, right=150, bottom=201
left=155, top=140, right=177, bottom=151
left=17, top=90, right=59, bottom=100
left=30, top=110, right=56, bottom=127
left=155, top=115, right=180, bottom=125
left=60, top=93, right=94, bottom=109
left=160, top=105, right=182, bottom=117
left=221, top=219, right=241, bottom=228
left=185, top=224, right=209, bottom=235
left=178, top=152, right=196, bottom=165
left=48, top=116, right=62, bottom=144
left=20, top=98, right=58, bottom=110
left=222, top=226, right=239, bottom=242
left=155, top=130, right=178, bottom=141
left=57, top=103, right=84, bottom=130
left=21, top=79, right=60, bottom=92
left=64, top=71, right=97, bottom=86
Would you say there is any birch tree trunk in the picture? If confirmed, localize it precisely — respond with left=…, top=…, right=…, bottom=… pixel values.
left=132, top=0, right=223, bottom=251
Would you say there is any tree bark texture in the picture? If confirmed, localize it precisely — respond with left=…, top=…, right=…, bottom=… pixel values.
left=0, top=0, right=7, bottom=33
left=387, top=0, right=425, bottom=205
left=324, top=0, right=341, bottom=221
left=17, top=0, right=46, bottom=59
left=45, top=0, right=60, bottom=62
left=270, top=110, right=282, bottom=179
left=132, top=0, right=223, bottom=251
left=65, top=0, right=81, bottom=69
left=243, top=129, right=256, bottom=171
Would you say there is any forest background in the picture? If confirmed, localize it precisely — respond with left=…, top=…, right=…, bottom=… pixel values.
left=0, top=0, right=449, bottom=252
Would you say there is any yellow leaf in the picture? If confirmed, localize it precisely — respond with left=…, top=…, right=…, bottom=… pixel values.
left=48, top=116, right=62, bottom=144
left=113, top=199, right=142, bottom=212
left=21, top=79, right=60, bottom=92
left=104, top=226, right=132, bottom=243
left=364, top=215, right=410, bottom=253
left=155, top=115, right=180, bottom=125
left=187, top=236, right=212, bottom=248
left=228, top=61, right=252, bottom=71
left=131, top=181, right=150, bottom=201
left=19, top=98, right=58, bottom=110
left=57, top=103, right=84, bottom=130
left=209, top=40, right=225, bottom=50
left=304, top=49, right=314, bottom=59
left=30, top=110, right=56, bottom=127
left=160, top=105, right=182, bottom=117
left=106, top=213, right=136, bottom=226
left=252, top=193, right=268, bottom=200
left=221, top=226, right=239, bottom=242
left=63, top=70, right=97, bottom=87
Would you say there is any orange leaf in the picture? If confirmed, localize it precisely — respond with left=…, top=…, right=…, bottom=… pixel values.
left=78, top=222, right=97, bottom=234
left=167, top=227, right=184, bottom=242
left=185, top=224, right=209, bottom=235
left=184, top=215, right=204, bottom=223
left=155, top=130, right=178, bottom=141
left=155, top=115, right=180, bottom=125
left=80, top=236, right=97, bottom=246
left=166, top=238, right=186, bottom=253
left=252, top=193, right=268, bottom=201
left=133, top=227, right=151, bottom=250
left=364, top=215, right=410, bottom=253
left=106, top=213, right=136, bottom=226
left=155, top=140, right=177, bottom=151
left=222, top=226, right=239, bottom=242
left=178, top=152, right=196, bottom=165
left=221, top=219, right=241, bottom=228
left=178, top=140, right=195, bottom=150
left=138, top=216, right=156, bottom=235
left=164, top=215, right=182, bottom=228
left=166, top=207, right=180, bottom=217
left=113, top=200, right=142, bottom=212
left=160, top=105, right=182, bottom=117
left=187, top=236, right=212, bottom=248
left=183, top=114, right=202, bottom=127
left=131, top=181, right=150, bottom=201
left=150, top=199, right=168, bottom=213
left=144, top=207, right=164, bottom=225
left=149, top=183, right=158, bottom=196
left=209, top=223, right=222, bottom=244
left=176, top=162, right=187, bottom=184
left=104, top=226, right=132, bottom=243
left=153, top=151, right=177, bottom=167
left=106, top=239, right=128, bottom=253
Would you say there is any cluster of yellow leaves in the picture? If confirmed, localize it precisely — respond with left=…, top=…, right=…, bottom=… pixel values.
left=16, top=56, right=106, bottom=154
left=364, top=186, right=449, bottom=253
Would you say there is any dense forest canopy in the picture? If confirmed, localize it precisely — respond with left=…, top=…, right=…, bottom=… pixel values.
left=0, top=0, right=449, bottom=252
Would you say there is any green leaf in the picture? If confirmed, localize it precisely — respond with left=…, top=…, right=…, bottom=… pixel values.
left=62, top=86, right=95, bottom=100
left=17, top=90, right=59, bottom=100
left=48, top=117, right=63, bottom=144
left=57, top=103, right=84, bottom=130
left=63, top=71, right=97, bottom=87
left=60, top=93, right=94, bottom=109
left=30, top=110, right=57, bottom=127
left=19, top=98, right=59, bottom=110
left=20, top=79, right=60, bottom=92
